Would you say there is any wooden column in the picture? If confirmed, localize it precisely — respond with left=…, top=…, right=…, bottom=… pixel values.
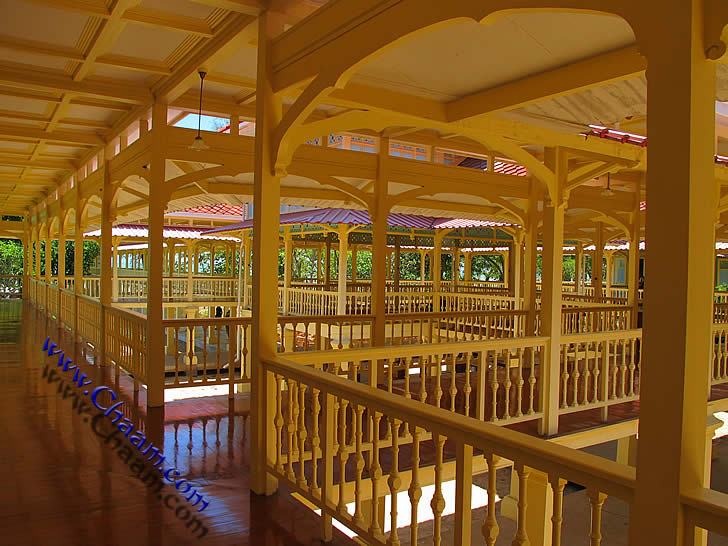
left=511, top=234, right=523, bottom=307
left=523, top=182, right=539, bottom=334
left=605, top=250, right=613, bottom=298
left=593, top=224, right=604, bottom=299
left=242, top=233, right=251, bottom=309
left=393, top=235, right=401, bottom=292
left=539, top=148, right=566, bottom=436
left=370, top=135, right=391, bottom=350
left=57, top=213, right=66, bottom=290
left=99, top=162, right=114, bottom=364
left=574, top=242, right=584, bottom=294
left=145, top=102, right=168, bottom=409
left=324, top=233, right=332, bottom=288
left=111, top=238, right=119, bottom=302
left=44, top=229, right=51, bottom=283
left=419, top=249, right=426, bottom=281
left=337, top=225, right=348, bottom=315
left=627, top=189, right=642, bottom=325
left=250, top=11, right=282, bottom=496
left=283, top=229, right=293, bottom=314
left=432, top=232, right=443, bottom=312
left=351, top=243, right=357, bottom=283
left=630, top=3, right=717, bottom=543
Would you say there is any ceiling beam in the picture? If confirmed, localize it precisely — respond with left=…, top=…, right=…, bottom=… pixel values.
left=24, top=0, right=215, bottom=36
left=445, top=46, right=645, bottom=122
left=0, top=155, right=76, bottom=170
left=153, top=13, right=257, bottom=103
left=0, top=123, right=101, bottom=146
left=0, top=61, right=150, bottom=103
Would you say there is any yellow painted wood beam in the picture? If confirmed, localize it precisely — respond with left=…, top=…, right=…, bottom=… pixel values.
left=445, top=46, right=645, bottom=122
left=0, top=61, right=150, bottom=103
left=0, top=123, right=102, bottom=146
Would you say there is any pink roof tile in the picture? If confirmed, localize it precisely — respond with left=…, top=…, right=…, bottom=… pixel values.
left=205, top=208, right=514, bottom=234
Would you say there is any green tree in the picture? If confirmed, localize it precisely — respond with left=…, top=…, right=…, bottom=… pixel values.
left=0, top=239, right=23, bottom=275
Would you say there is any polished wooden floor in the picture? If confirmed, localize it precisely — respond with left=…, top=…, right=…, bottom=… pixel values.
left=0, top=301, right=355, bottom=546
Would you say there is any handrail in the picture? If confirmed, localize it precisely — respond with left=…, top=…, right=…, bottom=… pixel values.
left=264, top=354, right=636, bottom=500
left=282, top=334, right=550, bottom=364
left=682, top=487, right=728, bottom=537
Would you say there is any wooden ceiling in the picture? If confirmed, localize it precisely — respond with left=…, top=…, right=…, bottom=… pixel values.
left=0, top=0, right=327, bottom=216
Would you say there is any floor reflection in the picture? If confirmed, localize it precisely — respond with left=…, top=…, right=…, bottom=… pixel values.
left=1, top=302, right=353, bottom=546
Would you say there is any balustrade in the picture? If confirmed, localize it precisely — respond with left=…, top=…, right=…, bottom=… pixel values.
left=558, top=330, right=642, bottom=417
left=561, top=306, right=632, bottom=334
left=284, top=337, right=548, bottom=426
left=261, top=353, right=635, bottom=545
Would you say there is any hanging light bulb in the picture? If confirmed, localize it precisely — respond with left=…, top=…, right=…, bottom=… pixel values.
left=601, top=173, right=615, bottom=197
left=189, top=70, right=209, bottom=151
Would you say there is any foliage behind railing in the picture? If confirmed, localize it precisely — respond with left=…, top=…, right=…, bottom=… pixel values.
left=0, top=275, right=22, bottom=298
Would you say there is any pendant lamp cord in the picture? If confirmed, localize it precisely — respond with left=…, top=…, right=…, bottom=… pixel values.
left=197, top=71, right=206, bottom=137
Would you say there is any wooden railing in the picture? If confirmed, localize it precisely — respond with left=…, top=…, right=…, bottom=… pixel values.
left=712, top=323, right=728, bottom=386
left=59, top=288, right=75, bottom=332
left=384, top=309, right=530, bottom=343
left=105, top=306, right=147, bottom=385
left=558, top=329, right=642, bottom=417
left=561, top=305, right=633, bottom=333
left=284, top=337, right=548, bottom=426
left=261, top=352, right=635, bottom=545
left=77, top=294, right=103, bottom=348
left=0, top=275, right=22, bottom=298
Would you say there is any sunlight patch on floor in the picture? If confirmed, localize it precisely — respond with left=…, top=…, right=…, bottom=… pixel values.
left=713, top=412, right=728, bottom=439
left=164, top=385, right=230, bottom=402
left=316, top=481, right=498, bottom=539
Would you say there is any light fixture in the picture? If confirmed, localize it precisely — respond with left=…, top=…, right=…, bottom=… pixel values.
left=189, top=69, right=209, bottom=151
left=601, top=173, right=615, bottom=197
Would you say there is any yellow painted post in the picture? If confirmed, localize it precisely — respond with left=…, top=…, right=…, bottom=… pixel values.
left=593, top=224, right=604, bottom=300
left=432, top=232, right=443, bottom=312
left=575, top=242, right=584, bottom=294
left=523, top=182, right=539, bottom=334
left=283, top=229, right=293, bottom=314
left=145, top=101, right=168, bottom=410
left=337, top=225, right=348, bottom=315
left=605, top=251, right=613, bottom=298
left=44, top=228, right=51, bottom=284
left=393, top=235, right=401, bottom=292
left=74, top=199, right=84, bottom=337
left=512, top=233, right=523, bottom=308
left=627, top=189, right=641, bottom=326
left=186, top=242, right=195, bottom=300
left=502, top=467, right=553, bottom=544
left=324, top=233, right=332, bottom=288
left=419, top=249, right=426, bottom=281
left=111, top=238, right=119, bottom=302
left=250, top=10, right=282, bottom=497
left=539, top=148, right=566, bottom=436
left=99, top=162, right=114, bottom=365
left=629, top=4, right=717, bottom=544
left=58, top=212, right=66, bottom=293
left=351, top=243, right=357, bottom=283
left=34, top=227, right=41, bottom=280
left=616, top=434, right=638, bottom=467
left=242, top=233, right=251, bottom=309
left=370, top=135, right=390, bottom=351
left=464, top=251, right=472, bottom=282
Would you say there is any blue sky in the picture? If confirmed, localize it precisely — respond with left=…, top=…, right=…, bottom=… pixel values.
left=175, top=113, right=228, bottom=132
